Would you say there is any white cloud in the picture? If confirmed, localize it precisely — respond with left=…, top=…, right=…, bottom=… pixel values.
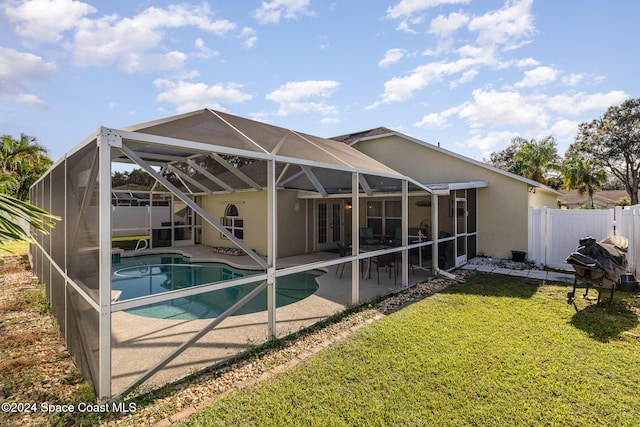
left=562, top=73, right=585, bottom=87
left=546, top=90, right=628, bottom=115
left=71, top=4, right=235, bottom=71
left=266, top=80, right=340, bottom=116
left=386, top=0, right=469, bottom=33
left=154, top=79, right=252, bottom=113
left=465, top=130, right=518, bottom=156
left=516, top=57, right=540, bottom=67
left=367, top=57, right=478, bottom=108
left=127, top=4, right=235, bottom=35
left=0, top=47, right=57, bottom=82
left=4, top=93, right=48, bottom=108
left=428, top=12, right=469, bottom=38
left=577, top=91, right=628, bottom=111
left=561, top=73, right=605, bottom=87
left=449, top=69, right=478, bottom=88
left=427, top=88, right=630, bottom=158
left=0, top=47, right=55, bottom=107
left=379, top=48, right=406, bottom=68
left=252, top=0, right=314, bottom=24
left=414, top=112, right=448, bottom=128
left=239, top=27, right=258, bottom=49
left=6, top=2, right=241, bottom=72
left=395, top=20, right=417, bottom=34
left=321, top=117, right=340, bottom=124
left=549, top=119, right=579, bottom=137
left=515, top=66, right=558, bottom=88
left=468, top=0, right=535, bottom=50
left=4, top=0, right=96, bottom=44
left=457, top=88, right=549, bottom=129
left=194, top=38, right=219, bottom=60
left=371, top=2, right=540, bottom=109
left=386, top=0, right=470, bottom=20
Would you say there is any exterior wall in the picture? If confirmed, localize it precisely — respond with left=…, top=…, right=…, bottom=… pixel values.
left=528, top=189, right=559, bottom=209
left=202, top=191, right=268, bottom=255
left=201, top=189, right=306, bottom=258
left=353, top=136, right=558, bottom=259
left=276, top=190, right=307, bottom=257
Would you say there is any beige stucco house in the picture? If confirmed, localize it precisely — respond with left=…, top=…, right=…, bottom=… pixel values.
left=332, top=127, right=561, bottom=261
left=113, top=114, right=561, bottom=268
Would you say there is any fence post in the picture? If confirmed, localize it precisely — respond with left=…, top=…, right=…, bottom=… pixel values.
left=527, top=206, right=533, bottom=261
left=540, top=206, right=548, bottom=267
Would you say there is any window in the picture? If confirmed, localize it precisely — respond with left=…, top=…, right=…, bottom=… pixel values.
left=366, top=200, right=401, bottom=237
left=221, top=204, right=244, bottom=240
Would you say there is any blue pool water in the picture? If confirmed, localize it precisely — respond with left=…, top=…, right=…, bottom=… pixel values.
left=112, top=254, right=321, bottom=320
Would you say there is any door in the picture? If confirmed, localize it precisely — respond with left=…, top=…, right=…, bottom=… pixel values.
left=316, top=200, right=343, bottom=251
left=455, top=198, right=467, bottom=265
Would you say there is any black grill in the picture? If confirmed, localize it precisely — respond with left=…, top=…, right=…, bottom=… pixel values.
left=565, top=236, right=628, bottom=305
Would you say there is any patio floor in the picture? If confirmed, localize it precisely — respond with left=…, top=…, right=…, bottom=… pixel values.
left=110, top=245, right=433, bottom=395
left=461, top=263, right=574, bottom=283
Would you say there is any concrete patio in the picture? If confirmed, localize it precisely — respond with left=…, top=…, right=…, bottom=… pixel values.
left=110, top=245, right=433, bottom=395
left=461, top=263, right=574, bottom=283
left=110, top=245, right=579, bottom=396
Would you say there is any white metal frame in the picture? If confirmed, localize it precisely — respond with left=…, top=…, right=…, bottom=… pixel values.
left=30, top=116, right=445, bottom=401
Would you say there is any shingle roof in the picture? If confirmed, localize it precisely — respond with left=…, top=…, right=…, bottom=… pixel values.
left=330, top=127, right=395, bottom=145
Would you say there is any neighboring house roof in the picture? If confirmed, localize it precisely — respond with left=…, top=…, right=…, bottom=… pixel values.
left=559, top=189, right=628, bottom=209
left=331, top=127, right=563, bottom=196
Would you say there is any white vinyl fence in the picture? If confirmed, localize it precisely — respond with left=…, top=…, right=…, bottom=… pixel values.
left=528, top=205, right=640, bottom=273
left=112, top=206, right=170, bottom=237
left=615, top=205, right=640, bottom=275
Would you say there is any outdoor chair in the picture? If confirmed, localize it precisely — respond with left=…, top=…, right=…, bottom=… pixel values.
left=335, top=242, right=350, bottom=278
left=359, top=227, right=379, bottom=245
left=372, top=253, right=397, bottom=286
left=438, top=231, right=451, bottom=269
left=391, top=227, right=402, bottom=246
left=394, top=250, right=415, bottom=276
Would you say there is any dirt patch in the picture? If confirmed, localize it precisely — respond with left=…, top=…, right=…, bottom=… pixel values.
left=0, top=255, right=89, bottom=427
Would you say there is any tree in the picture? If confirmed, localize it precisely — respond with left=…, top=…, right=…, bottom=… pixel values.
left=487, top=135, right=560, bottom=185
left=486, top=138, right=525, bottom=175
left=0, top=134, right=58, bottom=245
left=573, top=98, right=640, bottom=204
left=512, top=136, right=559, bottom=185
left=561, top=157, right=607, bottom=209
left=0, top=134, right=52, bottom=201
left=0, top=192, right=59, bottom=244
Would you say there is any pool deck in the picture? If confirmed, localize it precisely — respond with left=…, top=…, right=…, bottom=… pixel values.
left=110, top=245, right=433, bottom=396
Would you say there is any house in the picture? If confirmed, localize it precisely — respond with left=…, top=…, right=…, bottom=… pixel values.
left=29, top=109, right=560, bottom=400
left=558, top=189, right=628, bottom=209
left=332, top=127, right=562, bottom=260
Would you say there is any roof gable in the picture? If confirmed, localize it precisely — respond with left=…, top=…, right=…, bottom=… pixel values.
left=332, top=127, right=562, bottom=196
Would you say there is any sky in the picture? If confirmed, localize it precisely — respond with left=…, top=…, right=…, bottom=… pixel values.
left=1, top=0, right=639, bottom=165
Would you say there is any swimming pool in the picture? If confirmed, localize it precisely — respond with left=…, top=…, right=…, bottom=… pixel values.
left=112, top=254, right=321, bottom=320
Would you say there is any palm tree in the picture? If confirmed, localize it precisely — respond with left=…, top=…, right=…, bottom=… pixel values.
left=0, top=134, right=58, bottom=244
left=561, top=158, right=607, bottom=209
left=512, top=136, right=560, bottom=185
left=0, top=192, right=59, bottom=243
left=1, top=134, right=52, bottom=201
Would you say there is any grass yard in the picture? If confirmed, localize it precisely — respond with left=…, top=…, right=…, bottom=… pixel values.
left=0, top=240, right=29, bottom=256
left=182, top=273, right=640, bottom=426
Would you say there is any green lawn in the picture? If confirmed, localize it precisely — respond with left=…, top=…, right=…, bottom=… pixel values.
left=0, top=240, right=29, bottom=256
left=181, top=273, right=640, bottom=426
